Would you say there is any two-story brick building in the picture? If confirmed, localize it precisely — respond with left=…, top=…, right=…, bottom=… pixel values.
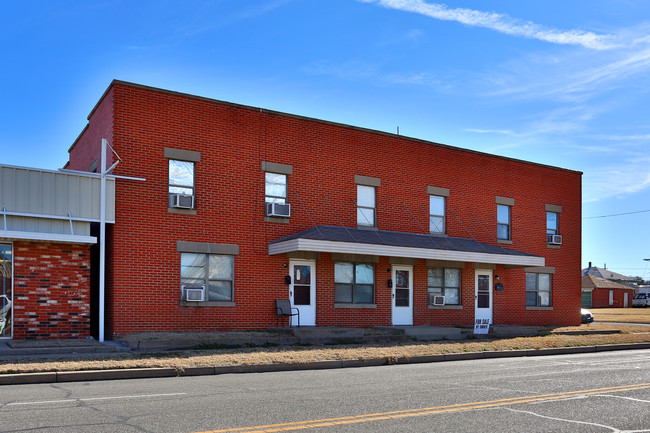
left=59, top=80, right=582, bottom=339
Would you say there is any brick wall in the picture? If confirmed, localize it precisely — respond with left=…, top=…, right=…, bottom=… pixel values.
left=591, top=288, right=634, bottom=308
left=69, top=81, right=582, bottom=336
left=12, top=241, right=91, bottom=339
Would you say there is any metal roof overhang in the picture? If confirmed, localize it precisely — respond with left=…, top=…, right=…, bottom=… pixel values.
left=269, top=238, right=545, bottom=267
left=0, top=230, right=96, bottom=244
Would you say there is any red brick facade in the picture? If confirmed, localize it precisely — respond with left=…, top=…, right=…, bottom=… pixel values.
left=590, top=288, right=634, bottom=308
left=11, top=241, right=91, bottom=339
left=68, top=81, right=582, bottom=338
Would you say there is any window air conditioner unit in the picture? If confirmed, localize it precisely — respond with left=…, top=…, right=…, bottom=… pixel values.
left=547, top=234, right=563, bottom=245
left=266, top=202, right=291, bottom=218
left=433, top=295, right=445, bottom=306
left=170, top=193, right=194, bottom=209
left=182, top=285, right=205, bottom=302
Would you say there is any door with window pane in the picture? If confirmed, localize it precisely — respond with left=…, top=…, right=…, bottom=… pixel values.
left=289, top=260, right=316, bottom=326
left=0, top=244, right=12, bottom=338
left=474, top=270, right=493, bottom=325
left=391, top=265, right=413, bottom=325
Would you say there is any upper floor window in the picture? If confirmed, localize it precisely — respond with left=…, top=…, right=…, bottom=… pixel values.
left=497, top=204, right=511, bottom=240
left=429, top=195, right=446, bottom=234
left=428, top=267, right=460, bottom=305
left=265, top=172, right=287, bottom=204
left=169, top=159, right=195, bottom=209
left=526, top=273, right=551, bottom=307
left=546, top=212, right=558, bottom=235
left=335, top=262, right=375, bottom=304
left=181, top=253, right=234, bottom=302
left=357, top=185, right=376, bottom=227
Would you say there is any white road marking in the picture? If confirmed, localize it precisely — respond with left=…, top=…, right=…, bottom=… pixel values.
left=503, top=407, right=643, bottom=433
left=593, top=394, right=650, bottom=404
left=6, top=392, right=186, bottom=406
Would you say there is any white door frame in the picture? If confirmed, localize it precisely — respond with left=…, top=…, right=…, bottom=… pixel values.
left=391, top=265, right=413, bottom=325
left=474, top=269, right=493, bottom=325
left=289, top=260, right=316, bottom=326
left=0, top=241, right=13, bottom=339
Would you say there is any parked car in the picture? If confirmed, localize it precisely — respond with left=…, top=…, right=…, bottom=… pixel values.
left=581, top=308, right=594, bottom=324
left=632, top=292, right=650, bottom=307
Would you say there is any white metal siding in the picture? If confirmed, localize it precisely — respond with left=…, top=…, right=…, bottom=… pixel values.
left=0, top=165, right=115, bottom=222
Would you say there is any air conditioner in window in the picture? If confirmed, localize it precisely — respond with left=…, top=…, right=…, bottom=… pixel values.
left=547, top=234, right=563, bottom=245
left=266, top=202, right=291, bottom=217
left=170, top=193, right=194, bottom=209
left=432, top=295, right=445, bottom=306
left=182, top=285, right=205, bottom=302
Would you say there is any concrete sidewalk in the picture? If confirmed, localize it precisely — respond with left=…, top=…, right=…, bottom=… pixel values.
left=0, top=326, right=469, bottom=359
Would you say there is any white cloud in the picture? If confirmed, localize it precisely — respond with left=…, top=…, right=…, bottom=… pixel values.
left=583, top=155, right=650, bottom=203
left=364, top=0, right=617, bottom=50
left=592, top=134, right=650, bottom=141
left=465, top=128, right=518, bottom=137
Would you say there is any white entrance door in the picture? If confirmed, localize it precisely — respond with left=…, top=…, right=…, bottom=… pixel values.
left=475, top=269, right=493, bottom=325
left=289, top=260, right=316, bottom=326
left=392, top=265, right=413, bottom=325
left=624, top=292, right=629, bottom=308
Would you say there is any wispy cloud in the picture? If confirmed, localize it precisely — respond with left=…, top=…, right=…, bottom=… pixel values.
left=584, top=165, right=650, bottom=203
left=362, top=0, right=617, bottom=50
left=591, top=134, right=650, bottom=141
left=465, top=128, right=519, bottom=137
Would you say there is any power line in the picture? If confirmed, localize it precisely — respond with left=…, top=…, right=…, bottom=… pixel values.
left=583, top=209, right=650, bottom=219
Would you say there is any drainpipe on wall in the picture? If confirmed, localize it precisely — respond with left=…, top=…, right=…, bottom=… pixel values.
left=94, top=139, right=143, bottom=342
left=99, top=139, right=107, bottom=342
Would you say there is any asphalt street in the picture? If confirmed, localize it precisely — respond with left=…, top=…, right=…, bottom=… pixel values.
left=1, top=349, right=649, bottom=432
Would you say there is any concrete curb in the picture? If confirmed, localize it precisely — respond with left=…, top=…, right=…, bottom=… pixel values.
left=2, top=342, right=650, bottom=386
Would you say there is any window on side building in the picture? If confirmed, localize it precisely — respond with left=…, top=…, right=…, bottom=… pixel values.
left=428, top=267, right=460, bottom=305
left=334, top=262, right=375, bottom=304
left=526, top=273, right=551, bottom=307
left=181, top=253, right=234, bottom=302
left=546, top=212, right=558, bottom=235
left=357, top=185, right=376, bottom=227
left=429, top=195, right=446, bottom=234
left=497, top=204, right=511, bottom=240
left=265, top=172, right=287, bottom=204
left=169, top=159, right=195, bottom=208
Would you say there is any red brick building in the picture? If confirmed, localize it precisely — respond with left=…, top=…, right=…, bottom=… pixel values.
left=62, top=80, right=581, bottom=339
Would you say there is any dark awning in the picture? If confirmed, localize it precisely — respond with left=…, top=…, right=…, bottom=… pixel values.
left=269, top=226, right=544, bottom=267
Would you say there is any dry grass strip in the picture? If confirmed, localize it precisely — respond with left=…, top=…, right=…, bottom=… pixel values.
left=1, top=324, right=650, bottom=375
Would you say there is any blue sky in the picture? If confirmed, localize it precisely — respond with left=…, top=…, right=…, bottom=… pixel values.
left=1, top=0, right=649, bottom=278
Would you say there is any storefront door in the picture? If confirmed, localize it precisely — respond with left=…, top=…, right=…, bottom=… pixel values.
left=0, top=243, right=12, bottom=338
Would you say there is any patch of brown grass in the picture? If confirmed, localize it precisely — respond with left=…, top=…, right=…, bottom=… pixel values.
left=591, top=308, right=650, bottom=323
left=2, top=324, right=650, bottom=375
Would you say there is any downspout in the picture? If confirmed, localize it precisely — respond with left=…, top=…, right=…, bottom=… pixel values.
left=99, top=139, right=107, bottom=342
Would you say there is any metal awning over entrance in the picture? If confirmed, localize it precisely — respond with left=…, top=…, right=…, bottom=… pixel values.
left=269, top=226, right=545, bottom=267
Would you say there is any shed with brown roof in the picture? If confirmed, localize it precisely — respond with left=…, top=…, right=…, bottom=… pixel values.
left=581, top=274, right=634, bottom=308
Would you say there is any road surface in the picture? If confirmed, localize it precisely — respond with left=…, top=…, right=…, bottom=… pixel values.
left=1, top=349, right=649, bottom=432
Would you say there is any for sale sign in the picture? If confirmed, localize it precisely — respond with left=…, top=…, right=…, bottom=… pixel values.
left=473, top=318, right=490, bottom=335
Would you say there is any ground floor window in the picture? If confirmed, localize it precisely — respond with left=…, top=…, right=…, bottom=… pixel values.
left=181, top=253, right=234, bottom=302
left=526, top=273, right=551, bottom=307
left=0, top=243, right=12, bottom=337
left=428, top=267, right=460, bottom=305
left=334, top=262, right=374, bottom=304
